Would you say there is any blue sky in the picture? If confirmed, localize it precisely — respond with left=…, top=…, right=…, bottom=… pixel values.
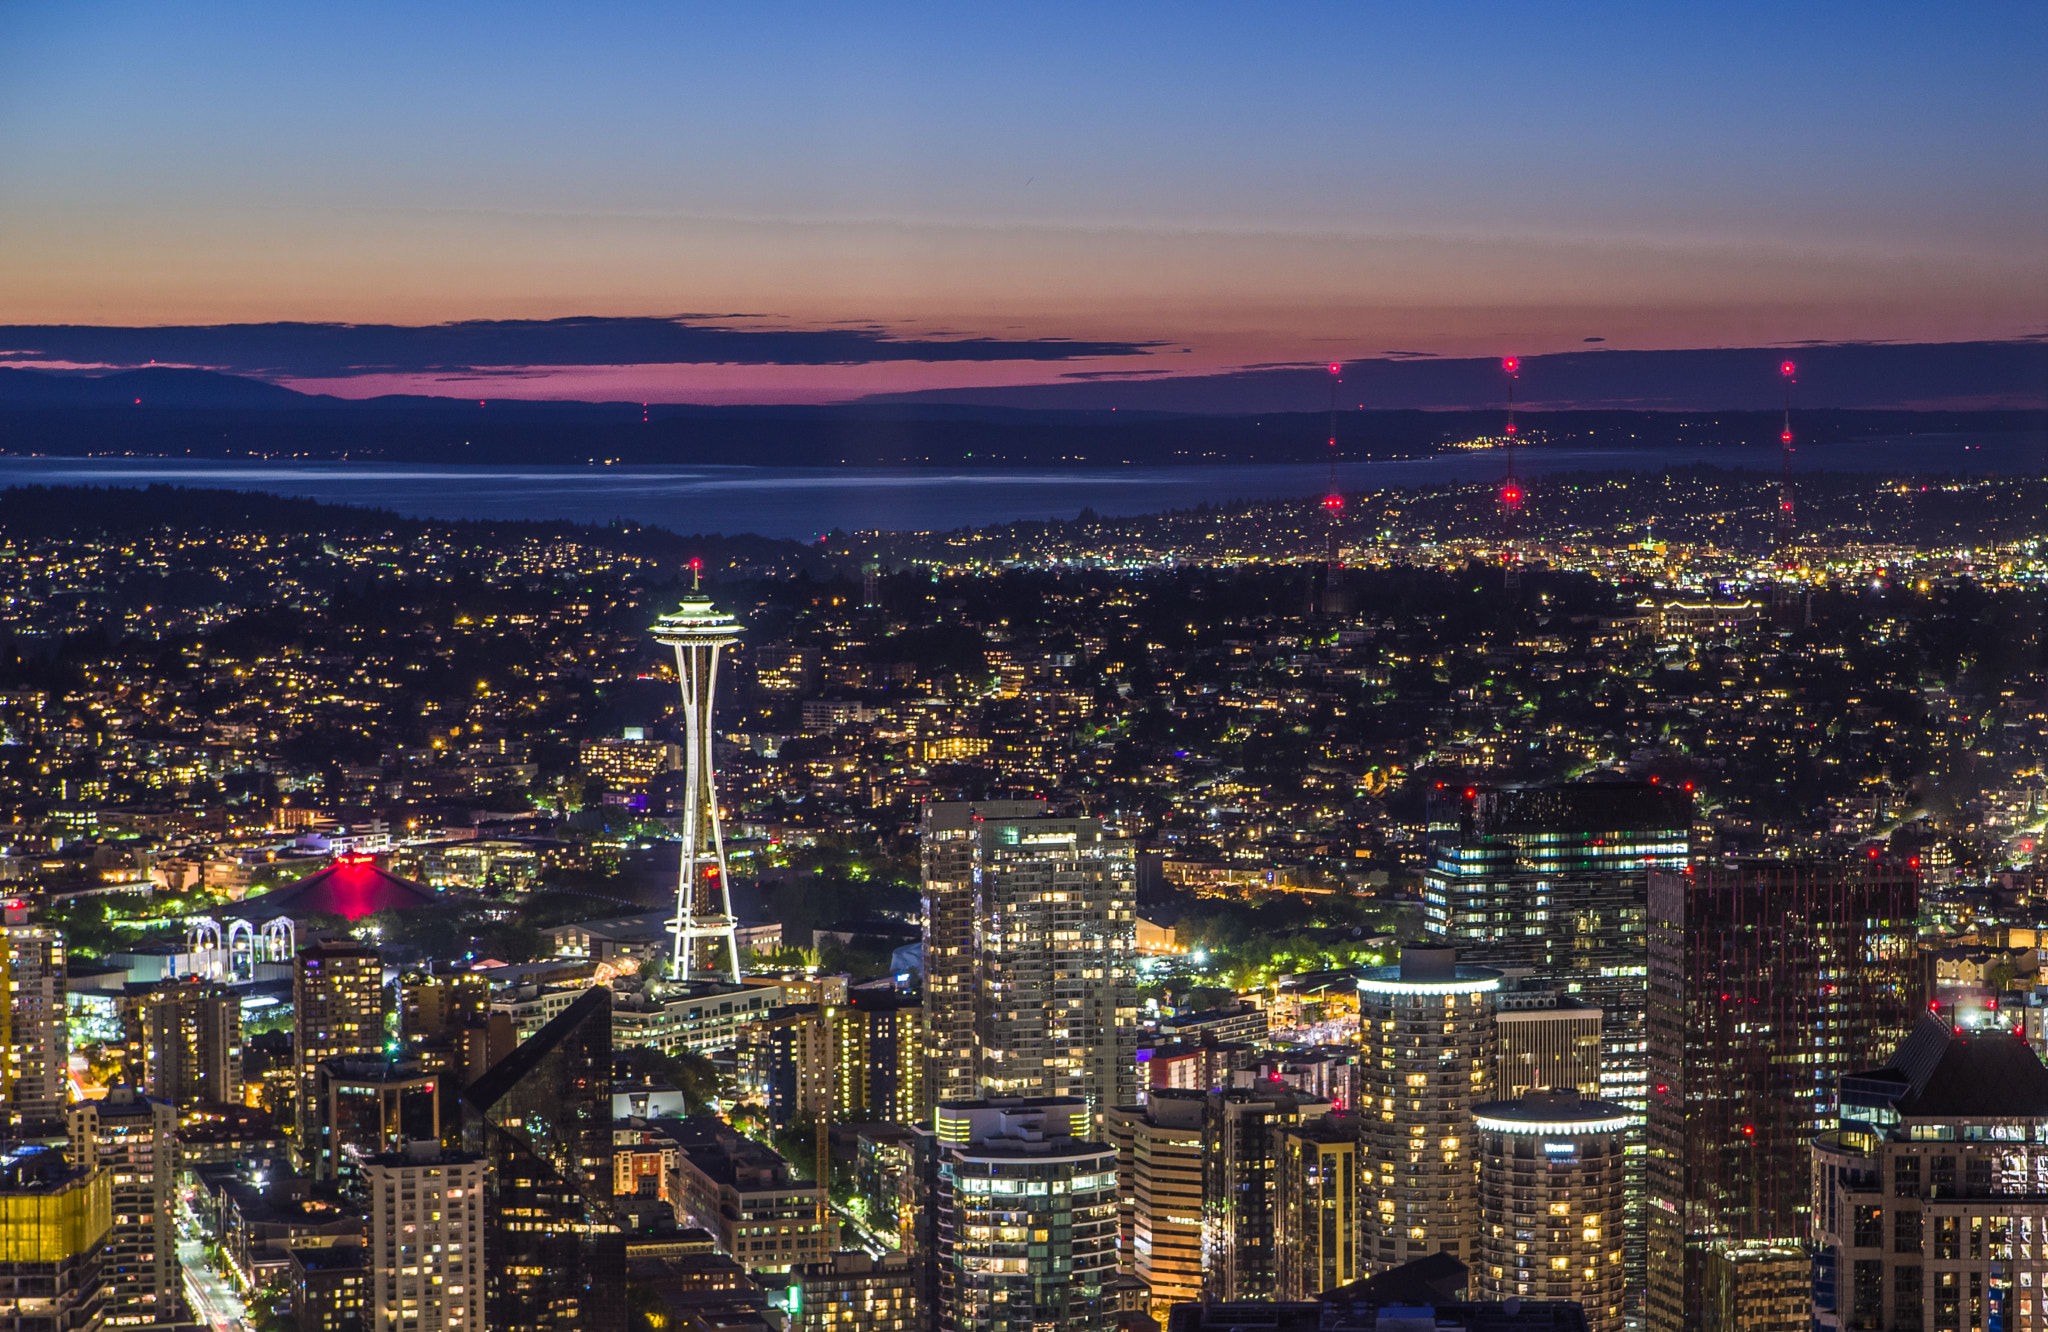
left=1, top=2, right=2042, bottom=400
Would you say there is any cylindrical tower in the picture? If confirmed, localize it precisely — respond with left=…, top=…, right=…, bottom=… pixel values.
left=652, top=578, right=743, bottom=982
left=1358, top=945, right=1500, bottom=1272
left=1473, top=1089, right=1632, bottom=1332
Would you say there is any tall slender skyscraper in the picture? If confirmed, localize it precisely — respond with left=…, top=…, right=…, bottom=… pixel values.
left=1358, top=945, right=1500, bottom=1273
left=70, top=1087, right=183, bottom=1331
left=1105, top=1091, right=1206, bottom=1308
left=653, top=579, right=743, bottom=983
left=1422, top=781, right=1692, bottom=1110
left=462, top=984, right=621, bottom=1332
left=919, top=802, right=1138, bottom=1112
left=364, top=1141, right=486, bottom=1332
left=128, top=980, right=243, bottom=1109
left=1201, top=1083, right=1336, bottom=1300
left=1645, top=862, right=1918, bottom=1332
left=2, top=909, right=67, bottom=1128
left=294, top=940, right=385, bottom=1166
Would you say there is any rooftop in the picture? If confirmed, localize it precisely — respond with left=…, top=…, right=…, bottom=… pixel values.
left=243, top=859, right=438, bottom=922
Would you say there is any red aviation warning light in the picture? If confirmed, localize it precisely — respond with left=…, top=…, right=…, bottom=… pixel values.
left=1503, top=357, right=1519, bottom=374
left=1322, top=492, right=1344, bottom=513
left=1781, top=361, right=1797, bottom=378
left=1500, top=482, right=1523, bottom=509
left=1329, top=362, right=1341, bottom=374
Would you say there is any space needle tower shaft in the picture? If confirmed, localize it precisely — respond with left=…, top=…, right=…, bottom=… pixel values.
left=653, top=562, right=743, bottom=983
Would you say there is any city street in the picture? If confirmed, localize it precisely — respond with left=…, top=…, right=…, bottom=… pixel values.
left=179, top=1236, right=249, bottom=1332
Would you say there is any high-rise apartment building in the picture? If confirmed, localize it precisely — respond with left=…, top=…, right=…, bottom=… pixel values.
left=1201, top=1083, right=1336, bottom=1300
left=1813, top=1015, right=2048, bottom=1332
left=1275, top=1113, right=1362, bottom=1300
left=461, top=984, right=622, bottom=1332
left=312, top=1055, right=442, bottom=1187
left=1494, top=987, right=1602, bottom=1100
left=363, top=1141, right=486, bottom=1332
left=1358, top=946, right=1500, bottom=1272
left=1472, top=1090, right=1630, bottom=1332
left=1424, top=782, right=1690, bottom=1111
left=0, top=1142, right=110, bottom=1332
left=790, top=1251, right=918, bottom=1332
left=68, top=1088, right=181, bottom=1331
left=805, top=992, right=926, bottom=1127
left=128, top=980, right=242, bottom=1109
left=2, top=913, right=67, bottom=1127
left=1106, top=1091, right=1206, bottom=1308
left=931, top=1098, right=1119, bottom=1332
left=920, top=802, right=1138, bottom=1112
left=295, top=941, right=386, bottom=1160
left=1645, top=862, right=1917, bottom=1332
left=399, top=971, right=511, bottom=1146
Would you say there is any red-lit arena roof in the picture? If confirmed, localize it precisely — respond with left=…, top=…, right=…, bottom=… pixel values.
left=240, top=858, right=438, bottom=922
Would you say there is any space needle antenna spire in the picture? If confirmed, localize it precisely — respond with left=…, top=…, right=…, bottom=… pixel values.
left=1500, top=357, right=1524, bottom=588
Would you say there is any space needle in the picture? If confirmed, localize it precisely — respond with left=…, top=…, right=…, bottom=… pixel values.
left=653, top=561, right=743, bottom=983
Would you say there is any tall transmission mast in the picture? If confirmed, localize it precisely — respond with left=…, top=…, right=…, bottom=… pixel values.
left=1500, top=357, right=1524, bottom=589
left=1777, top=360, right=1798, bottom=554
left=1322, top=361, right=1344, bottom=561
left=654, top=559, right=743, bottom=983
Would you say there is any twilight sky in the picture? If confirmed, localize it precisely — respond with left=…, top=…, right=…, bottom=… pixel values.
left=1, top=2, right=2043, bottom=403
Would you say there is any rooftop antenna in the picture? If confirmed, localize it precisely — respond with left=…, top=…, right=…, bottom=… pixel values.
left=1501, top=357, right=1523, bottom=588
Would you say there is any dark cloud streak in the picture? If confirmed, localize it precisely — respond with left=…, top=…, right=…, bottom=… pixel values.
left=0, top=316, right=1161, bottom=378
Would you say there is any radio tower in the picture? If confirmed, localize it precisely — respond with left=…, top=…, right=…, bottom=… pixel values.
left=654, top=559, right=743, bottom=983
left=1776, top=360, right=1797, bottom=554
left=1500, top=357, right=1524, bottom=588
left=1322, top=361, right=1344, bottom=561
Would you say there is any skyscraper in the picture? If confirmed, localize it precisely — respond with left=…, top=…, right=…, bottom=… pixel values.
left=921, top=799, right=1051, bottom=1109
left=1358, top=946, right=1500, bottom=1272
left=1275, top=1113, right=1363, bottom=1300
left=1493, top=986, right=1602, bottom=1100
left=931, top=1098, right=1118, bottom=1332
left=1423, top=781, right=1691, bottom=1111
left=399, top=970, right=511, bottom=1146
left=311, top=1054, right=441, bottom=1187
left=363, top=1141, right=486, bottom=1332
left=1105, top=1091, right=1205, bottom=1309
left=2, top=911, right=67, bottom=1128
left=1201, top=1082, right=1337, bottom=1300
left=128, top=980, right=242, bottom=1109
left=919, top=802, right=1138, bottom=1112
left=653, top=585, right=743, bottom=982
left=69, top=1087, right=183, bottom=1330
left=0, top=1142, right=110, bottom=1332
left=1472, top=1089, right=1630, bottom=1332
left=1645, top=862, right=1918, bottom=1332
left=295, top=941, right=386, bottom=1163
left=1813, top=1014, right=2048, bottom=1332
left=462, top=984, right=621, bottom=1332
